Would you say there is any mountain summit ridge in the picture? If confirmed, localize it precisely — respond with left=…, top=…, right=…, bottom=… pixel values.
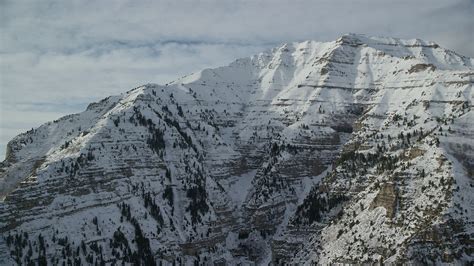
left=1, top=35, right=473, bottom=264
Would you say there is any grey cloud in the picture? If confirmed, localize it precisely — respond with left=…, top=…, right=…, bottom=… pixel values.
left=2, top=0, right=472, bottom=55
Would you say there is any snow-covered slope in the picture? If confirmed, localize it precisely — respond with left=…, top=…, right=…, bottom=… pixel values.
left=1, top=34, right=472, bottom=264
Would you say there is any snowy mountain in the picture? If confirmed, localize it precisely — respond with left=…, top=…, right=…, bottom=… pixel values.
left=0, top=34, right=473, bottom=265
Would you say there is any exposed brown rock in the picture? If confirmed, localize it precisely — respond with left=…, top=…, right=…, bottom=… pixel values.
left=402, top=147, right=426, bottom=161
left=370, top=183, right=397, bottom=218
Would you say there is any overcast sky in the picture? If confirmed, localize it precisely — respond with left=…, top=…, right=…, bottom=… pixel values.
left=1, top=0, right=473, bottom=160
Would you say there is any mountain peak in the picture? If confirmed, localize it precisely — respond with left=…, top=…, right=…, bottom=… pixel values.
left=0, top=35, right=472, bottom=265
left=336, top=33, right=438, bottom=48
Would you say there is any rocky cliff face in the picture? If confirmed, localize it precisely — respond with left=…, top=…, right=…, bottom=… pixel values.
left=0, top=34, right=472, bottom=265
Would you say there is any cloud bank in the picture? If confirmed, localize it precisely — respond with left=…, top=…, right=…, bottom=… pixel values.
left=1, top=0, right=473, bottom=160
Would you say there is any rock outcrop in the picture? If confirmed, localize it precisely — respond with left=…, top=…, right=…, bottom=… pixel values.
left=370, top=183, right=397, bottom=218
